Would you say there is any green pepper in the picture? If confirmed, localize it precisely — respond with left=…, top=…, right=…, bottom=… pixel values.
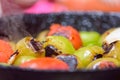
left=80, top=31, right=101, bottom=46
left=16, top=37, right=45, bottom=58
left=87, top=58, right=120, bottom=70
left=13, top=56, right=36, bottom=66
left=43, top=36, right=75, bottom=57
left=74, top=46, right=104, bottom=68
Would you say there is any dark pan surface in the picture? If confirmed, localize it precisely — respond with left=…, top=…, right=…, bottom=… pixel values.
left=0, top=12, right=120, bottom=80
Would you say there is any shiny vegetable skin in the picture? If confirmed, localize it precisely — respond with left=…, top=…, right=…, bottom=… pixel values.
left=74, top=46, right=104, bottom=67
left=80, top=31, right=101, bottom=46
left=87, top=58, right=120, bottom=70
left=102, top=28, right=120, bottom=61
left=0, top=40, right=13, bottom=63
left=20, top=57, right=69, bottom=70
left=13, top=56, right=36, bottom=66
left=43, top=36, right=75, bottom=55
left=48, top=24, right=82, bottom=50
left=100, top=28, right=115, bottom=44
left=16, top=37, right=45, bottom=58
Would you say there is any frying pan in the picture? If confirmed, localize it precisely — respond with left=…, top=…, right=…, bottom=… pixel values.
left=0, top=12, right=120, bottom=80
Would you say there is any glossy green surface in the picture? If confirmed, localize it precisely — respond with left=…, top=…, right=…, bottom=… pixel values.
left=80, top=31, right=101, bottom=46
left=16, top=37, right=45, bottom=58
left=13, top=56, right=36, bottom=66
left=74, top=46, right=104, bottom=68
left=43, top=36, right=75, bottom=54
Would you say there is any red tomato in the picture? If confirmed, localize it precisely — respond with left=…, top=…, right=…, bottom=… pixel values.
left=0, top=39, right=13, bottom=63
left=48, top=24, right=82, bottom=50
left=20, top=57, right=69, bottom=70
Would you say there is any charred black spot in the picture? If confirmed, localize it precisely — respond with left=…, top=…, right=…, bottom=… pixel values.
left=94, top=54, right=103, bottom=60
left=56, top=54, right=78, bottom=71
left=10, top=50, right=19, bottom=58
left=30, top=39, right=44, bottom=53
left=8, top=50, right=20, bottom=65
left=102, top=41, right=117, bottom=54
left=45, top=45, right=59, bottom=57
left=30, top=39, right=40, bottom=51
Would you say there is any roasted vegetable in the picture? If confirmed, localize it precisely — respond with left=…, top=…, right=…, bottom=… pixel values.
left=0, top=39, right=13, bottom=63
left=36, top=30, right=49, bottom=42
left=43, top=36, right=75, bottom=57
left=48, top=24, right=82, bottom=50
left=87, top=58, right=120, bottom=70
left=56, top=54, right=83, bottom=71
left=16, top=37, right=45, bottom=58
left=102, top=28, right=120, bottom=61
left=80, top=31, right=101, bottom=46
left=20, top=57, right=69, bottom=70
left=13, top=56, right=36, bottom=66
left=74, top=46, right=104, bottom=67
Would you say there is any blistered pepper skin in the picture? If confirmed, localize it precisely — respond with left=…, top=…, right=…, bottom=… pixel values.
left=87, top=58, right=120, bottom=70
left=43, top=36, right=75, bottom=56
left=16, top=37, right=45, bottom=58
left=74, top=46, right=104, bottom=68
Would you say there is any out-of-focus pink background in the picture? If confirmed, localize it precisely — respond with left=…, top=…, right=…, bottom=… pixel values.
left=1, top=0, right=23, bottom=16
left=1, top=0, right=120, bottom=16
